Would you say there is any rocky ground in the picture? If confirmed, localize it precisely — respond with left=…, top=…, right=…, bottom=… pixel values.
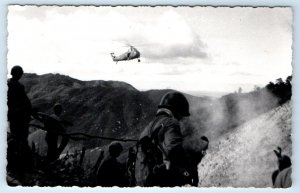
left=198, top=101, right=292, bottom=187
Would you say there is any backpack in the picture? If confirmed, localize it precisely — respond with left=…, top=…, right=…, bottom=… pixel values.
left=133, top=116, right=169, bottom=186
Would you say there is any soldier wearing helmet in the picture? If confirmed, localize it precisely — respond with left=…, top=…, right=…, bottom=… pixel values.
left=272, top=147, right=292, bottom=188
left=33, top=103, right=72, bottom=161
left=49, top=103, right=72, bottom=161
left=135, top=91, right=192, bottom=187
left=45, top=103, right=66, bottom=161
left=157, top=91, right=190, bottom=119
left=97, top=142, right=126, bottom=187
left=7, top=66, right=32, bottom=179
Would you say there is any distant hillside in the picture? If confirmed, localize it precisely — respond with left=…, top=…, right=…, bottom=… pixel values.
left=23, top=73, right=211, bottom=150
left=23, top=73, right=291, bottom=151
left=23, top=73, right=155, bottom=148
left=198, top=101, right=292, bottom=187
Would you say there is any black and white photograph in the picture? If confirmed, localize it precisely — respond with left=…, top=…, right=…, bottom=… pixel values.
left=6, top=5, right=292, bottom=187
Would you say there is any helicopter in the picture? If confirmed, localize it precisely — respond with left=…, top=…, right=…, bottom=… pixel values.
left=110, top=46, right=141, bottom=63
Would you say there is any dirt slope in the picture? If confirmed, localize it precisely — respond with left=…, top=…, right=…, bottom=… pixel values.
left=198, top=101, right=292, bottom=187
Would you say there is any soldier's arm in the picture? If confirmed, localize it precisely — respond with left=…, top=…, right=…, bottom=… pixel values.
left=32, top=112, right=48, bottom=122
left=60, top=120, right=73, bottom=126
left=163, top=125, right=183, bottom=153
left=161, top=120, right=187, bottom=165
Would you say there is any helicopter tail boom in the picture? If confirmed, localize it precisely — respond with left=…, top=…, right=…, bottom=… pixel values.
left=110, top=53, right=117, bottom=61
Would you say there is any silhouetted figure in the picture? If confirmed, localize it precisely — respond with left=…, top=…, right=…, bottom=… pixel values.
left=97, top=142, right=126, bottom=187
left=185, top=136, right=209, bottom=186
left=47, top=104, right=66, bottom=161
left=33, top=103, right=72, bottom=162
left=7, top=65, right=32, bottom=179
left=272, top=147, right=292, bottom=188
left=93, top=149, right=104, bottom=174
left=126, top=146, right=137, bottom=186
left=135, top=91, right=192, bottom=187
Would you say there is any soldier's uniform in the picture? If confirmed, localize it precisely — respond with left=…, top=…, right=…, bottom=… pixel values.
left=7, top=66, right=32, bottom=174
left=274, top=167, right=292, bottom=188
left=97, top=142, right=126, bottom=187
left=44, top=113, right=66, bottom=161
left=272, top=154, right=292, bottom=188
left=135, top=92, right=192, bottom=187
left=33, top=103, right=71, bottom=161
left=7, top=78, right=32, bottom=143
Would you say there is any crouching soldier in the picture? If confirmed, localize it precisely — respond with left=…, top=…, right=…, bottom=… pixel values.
left=135, top=91, right=193, bottom=187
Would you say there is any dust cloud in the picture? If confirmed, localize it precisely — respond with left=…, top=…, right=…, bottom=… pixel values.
left=182, top=88, right=280, bottom=152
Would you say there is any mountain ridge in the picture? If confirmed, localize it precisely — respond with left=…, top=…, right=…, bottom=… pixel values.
left=23, top=73, right=212, bottom=150
left=22, top=72, right=290, bottom=150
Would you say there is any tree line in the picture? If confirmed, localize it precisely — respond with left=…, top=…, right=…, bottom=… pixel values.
left=220, top=75, right=292, bottom=131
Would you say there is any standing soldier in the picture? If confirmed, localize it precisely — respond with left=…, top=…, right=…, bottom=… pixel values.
left=97, top=142, right=126, bottom=187
left=126, top=146, right=137, bottom=186
left=45, top=103, right=70, bottom=161
left=33, top=103, right=72, bottom=161
left=7, top=65, right=32, bottom=177
left=135, top=91, right=193, bottom=187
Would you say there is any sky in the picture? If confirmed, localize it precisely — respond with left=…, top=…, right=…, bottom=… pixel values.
left=7, top=6, right=293, bottom=95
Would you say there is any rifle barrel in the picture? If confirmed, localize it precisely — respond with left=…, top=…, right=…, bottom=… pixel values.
left=29, top=123, right=138, bottom=142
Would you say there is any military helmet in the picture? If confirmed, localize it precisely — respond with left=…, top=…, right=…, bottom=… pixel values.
left=53, top=103, right=63, bottom=113
left=158, top=91, right=190, bottom=117
left=109, top=141, right=123, bottom=157
left=10, top=65, right=23, bottom=77
left=279, top=155, right=291, bottom=171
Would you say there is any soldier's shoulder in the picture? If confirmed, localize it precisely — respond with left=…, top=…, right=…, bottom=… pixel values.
left=274, top=167, right=292, bottom=188
left=7, top=78, right=14, bottom=86
left=162, top=116, right=180, bottom=127
left=7, top=79, right=24, bottom=88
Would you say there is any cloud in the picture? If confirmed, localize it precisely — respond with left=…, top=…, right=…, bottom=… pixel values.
left=106, top=10, right=209, bottom=63
left=7, top=6, right=292, bottom=93
left=144, top=41, right=208, bottom=60
left=226, top=62, right=241, bottom=66
left=157, top=64, right=203, bottom=76
left=9, top=6, right=208, bottom=65
left=9, top=5, right=78, bottom=21
left=230, top=72, right=261, bottom=77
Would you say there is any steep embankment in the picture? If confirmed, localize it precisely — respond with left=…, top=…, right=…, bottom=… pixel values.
left=198, top=101, right=292, bottom=187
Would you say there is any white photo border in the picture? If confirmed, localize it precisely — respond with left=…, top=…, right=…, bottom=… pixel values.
left=0, top=0, right=299, bottom=193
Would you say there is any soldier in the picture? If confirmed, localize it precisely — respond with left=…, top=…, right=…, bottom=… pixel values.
left=33, top=103, right=72, bottom=161
left=97, top=142, right=126, bottom=187
left=47, top=104, right=69, bottom=161
left=184, top=136, right=209, bottom=186
left=126, top=146, right=137, bottom=186
left=274, top=165, right=292, bottom=188
left=7, top=65, right=32, bottom=176
left=135, top=91, right=193, bottom=187
left=272, top=147, right=292, bottom=188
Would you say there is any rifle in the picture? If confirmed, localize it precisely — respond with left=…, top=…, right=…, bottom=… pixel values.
left=29, top=123, right=138, bottom=142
